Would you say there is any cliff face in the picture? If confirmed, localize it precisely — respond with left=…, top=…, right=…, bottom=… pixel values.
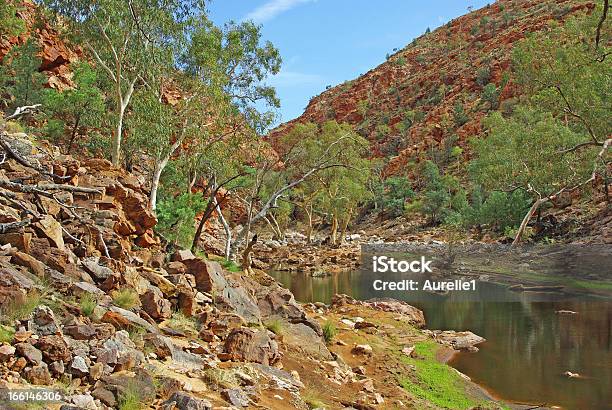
left=0, top=1, right=79, bottom=90
left=270, top=0, right=594, bottom=175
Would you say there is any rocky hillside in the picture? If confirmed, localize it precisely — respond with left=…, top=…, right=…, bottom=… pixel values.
left=0, top=125, right=501, bottom=409
left=270, top=0, right=594, bottom=175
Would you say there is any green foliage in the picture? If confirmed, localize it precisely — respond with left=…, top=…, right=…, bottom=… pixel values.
left=79, top=294, right=97, bottom=318
left=481, top=83, right=499, bottom=110
left=470, top=108, right=594, bottom=199
left=381, top=176, right=414, bottom=217
left=322, top=322, right=337, bottom=344
left=452, top=101, right=469, bottom=127
left=0, top=39, right=45, bottom=112
left=475, top=66, right=491, bottom=87
left=0, top=325, right=15, bottom=343
left=264, top=319, right=283, bottom=335
left=446, top=189, right=531, bottom=231
left=0, top=291, right=41, bottom=325
left=156, top=193, right=207, bottom=248
left=42, top=63, right=105, bottom=153
left=112, top=288, right=140, bottom=310
left=419, top=161, right=455, bottom=225
left=221, top=259, right=242, bottom=273
left=118, top=382, right=143, bottom=410
left=0, top=0, right=25, bottom=38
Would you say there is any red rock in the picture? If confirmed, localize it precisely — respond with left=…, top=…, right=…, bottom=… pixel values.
left=10, top=250, right=46, bottom=277
left=25, top=364, right=52, bottom=385
left=37, top=335, right=71, bottom=362
left=224, top=328, right=281, bottom=365
left=140, top=287, right=172, bottom=320
left=101, top=311, right=130, bottom=330
left=0, top=232, right=32, bottom=252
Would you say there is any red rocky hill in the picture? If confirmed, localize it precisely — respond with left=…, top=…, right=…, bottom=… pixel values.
left=270, top=0, right=595, bottom=176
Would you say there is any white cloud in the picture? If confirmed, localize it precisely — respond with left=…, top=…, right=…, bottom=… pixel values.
left=243, top=0, right=316, bottom=24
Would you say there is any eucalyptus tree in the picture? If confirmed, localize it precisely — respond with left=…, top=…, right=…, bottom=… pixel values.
left=42, top=0, right=207, bottom=166
left=470, top=6, right=610, bottom=245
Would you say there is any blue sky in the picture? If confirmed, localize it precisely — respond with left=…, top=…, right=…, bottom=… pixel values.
left=208, top=0, right=490, bottom=125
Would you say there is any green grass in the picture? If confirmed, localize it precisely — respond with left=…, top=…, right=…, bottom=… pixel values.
left=0, top=291, right=42, bottom=325
left=79, top=294, right=97, bottom=317
left=166, top=311, right=197, bottom=336
left=221, top=259, right=242, bottom=272
left=118, top=382, right=143, bottom=410
left=398, top=341, right=479, bottom=409
left=322, top=321, right=337, bottom=344
left=0, top=325, right=15, bottom=343
left=112, top=288, right=140, bottom=309
left=303, top=393, right=326, bottom=409
left=264, top=319, right=284, bottom=335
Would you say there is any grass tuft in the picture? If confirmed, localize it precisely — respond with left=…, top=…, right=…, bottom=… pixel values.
left=303, top=393, right=326, bottom=409
left=221, top=259, right=242, bottom=272
left=166, top=311, right=197, bottom=336
left=79, top=294, right=97, bottom=317
left=0, top=325, right=15, bottom=343
left=322, top=321, right=337, bottom=344
left=118, top=382, right=143, bottom=410
left=0, top=291, right=42, bottom=325
left=264, top=319, right=283, bottom=335
left=112, top=288, right=140, bottom=310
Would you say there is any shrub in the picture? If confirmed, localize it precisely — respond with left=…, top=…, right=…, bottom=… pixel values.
left=475, top=66, right=491, bottom=87
left=221, top=259, right=242, bottom=272
left=482, top=83, right=500, bottom=109
left=118, top=382, right=143, bottom=410
left=382, top=176, right=415, bottom=217
left=453, top=102, right=469, bottom=127
left=322, top=322, right=337, bottom=344
left=420, top=161, right=453, bottom=225
left=112, top=288, right=139, bottom=310
left=156, top=193, right=207, bottom=248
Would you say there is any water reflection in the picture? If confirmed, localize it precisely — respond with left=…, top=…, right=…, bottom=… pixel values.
left=270, top=271, right=612, bottom=409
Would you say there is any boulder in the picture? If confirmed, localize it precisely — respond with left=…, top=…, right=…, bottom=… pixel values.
left=224, top=328, right=281, bottom=366
left=28, top=305, right=61, bottom=336
left=106, top=306, right=158, bottom=334
left=10, top=251, right=46, bottom=277
left=64, top=323, right=97, bottom=340
left=81, top=257, right=116, bottom=282
left=427, top=330, right=486, bottom=351
left=140, top=287, right=172, bottom=320
left=143, top=334, right=174, bottom=359
left=37, top=334, right=71, bottom=362
left=221, top=388, right=250, bottom=407
left=0, top=232, right=32, bottom=252
left=15, top=343, right=43, bottom=365
left=25, top=364, right=52, bottom=385
left=35, top=215, right=65, bottom=250
left=0, top=344, right=16, bottom=361
left=162, top=392, right=212, bottom=410
left=69, top=355, right=89, bottom=377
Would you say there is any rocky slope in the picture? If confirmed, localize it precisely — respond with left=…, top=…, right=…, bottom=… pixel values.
left=0, top=126, right=502, bottom=409
left=269, top=0, right=594, bottom=175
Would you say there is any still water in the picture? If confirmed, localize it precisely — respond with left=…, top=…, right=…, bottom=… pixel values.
left=269, top=269, right=612, bottom=409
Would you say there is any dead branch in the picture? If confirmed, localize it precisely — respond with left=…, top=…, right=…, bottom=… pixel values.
left=595, top=0, right=609, bottom=50
left=4, top=104, right=41, bottom=121
left=0, top=131, right=71, bottom=180
left=0, top=219, right=31, bottom=234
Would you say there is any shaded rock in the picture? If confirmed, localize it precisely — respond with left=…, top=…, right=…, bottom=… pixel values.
left=0, top=344, right=16, bottom=361
left=282, top=322, right=333, bottom=361
left=92, top=387, right=116, bottom=407
left=15, top=342, right=43, bottom=365
left=143, top=333, right=174, bottom=359
left=162, top=391, right=212, bottom=410
left=0, top=232, right=32, bottom=252
left=221, top=388, right=249, bottom=407
left=177, top=289, right=196, bottom=317
left=107, top=306, right=158, bottom=334
left=25, top=364, right=52, bottom=385
left=166, top=261, right=187, bottom=275
left=64, top=323, right=97, bottom=340
left=70, top=355, right=89, bottom=377
left=351, top=344, right=373, bottom=356
left=28, top=305, right=61, bottom=336
left=156, top=376, right=183, bottom=400
left=140, top=286, right=172, bottom=320
left=10, top=250, right=46, bottom=277
left=37, top=334, right=71, bottom=362
left=224, top=328, right=281, bottom=366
